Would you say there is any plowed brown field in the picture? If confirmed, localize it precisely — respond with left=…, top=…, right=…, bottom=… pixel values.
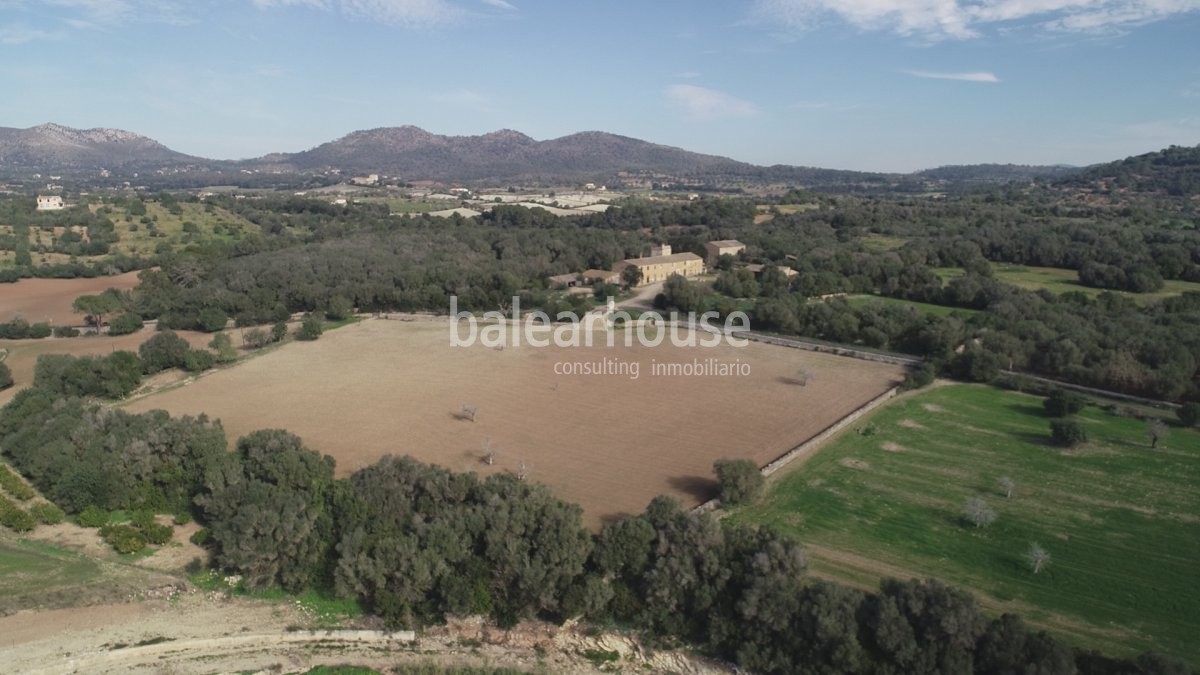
left=125, top=319, right=904, bottom=527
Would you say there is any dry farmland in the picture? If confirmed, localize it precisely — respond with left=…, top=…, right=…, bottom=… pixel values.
left=0, top=327, right=249, bottom=406
left=126, top=319, right=905, bottom=527
left=0, top=271, right=142, bottom=326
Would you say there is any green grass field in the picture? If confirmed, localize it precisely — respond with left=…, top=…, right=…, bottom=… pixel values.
left=0, top=538, right=104, bottom=611
left=844, top=294, right=981, bottom=317
left=936, top=264, right=1200, bottom=305
left=732, top=384, right=1200, bottom=664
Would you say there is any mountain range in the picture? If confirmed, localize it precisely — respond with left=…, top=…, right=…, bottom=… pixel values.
left=0, top=121, right=1103, bottom=188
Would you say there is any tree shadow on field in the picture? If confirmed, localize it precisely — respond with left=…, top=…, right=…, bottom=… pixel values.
left=598, top=511, right=637, bottom=527
left=1007, top=402, right=1048, bottom=418
left=668, top=475, right=718, bottom=502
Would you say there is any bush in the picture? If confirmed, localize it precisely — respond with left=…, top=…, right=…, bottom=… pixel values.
left=244, top=328, right=272, bottom=349
left=1050, top=419, right=1087, bottom=447
left=713, top=458, right=766, bottom=507
left=0, top=464, right=35, bottom=499
left=208, top=333, right=238, bottom=363
left=182, top=349, right=216, bottom=372
left=108, top=312, right=144, bottom=336
left=173, top=511, right=193, bottom=525
left=1177, top=402, right=1200, bottom=427
left=0, top=502, right=36, bottom=532
left=53, top=326, right=80, bottom=338
left=0, top=362, right=11, bottom=390
left=296, top=314, right=324, bottom=341
left=271, top=321, right=289, bottom=342
left=100, top=523, right=147, bottom=554
left=901, top=363, right=936, bottom=390
left=29, top=502, right=65, bottom=525
left=78, top=505, right=111, bottom=528
left=325, top=295, right=353, bottom=321
left=143, top=522, right=175, bottom=545
left=139, top=331, right=191, bottom=373
left=197, top=307, right=229, bottom=333
left=190, top=527, right=212, bottom=547
left=28, top=322, right=52, bottom=339
left=1043, top=389, right=1085, bottom=417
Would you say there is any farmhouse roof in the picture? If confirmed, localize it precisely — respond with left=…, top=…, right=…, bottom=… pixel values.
left=582, top=269, right=618, bottom=280
left=626, top=252, right=702, bottom=267
left=549, top=272, right=581, bottom=283
left=708, top=239, right=745, bottom=248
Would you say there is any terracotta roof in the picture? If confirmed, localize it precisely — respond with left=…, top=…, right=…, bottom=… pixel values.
left=625, top=252, right=703, bottom=267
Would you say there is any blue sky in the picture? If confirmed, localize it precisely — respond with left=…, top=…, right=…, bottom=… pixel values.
left=1, top=0, right=1198, bottom=171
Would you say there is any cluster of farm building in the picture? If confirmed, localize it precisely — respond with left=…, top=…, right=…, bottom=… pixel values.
left=548, top=239, right=798, bottom=289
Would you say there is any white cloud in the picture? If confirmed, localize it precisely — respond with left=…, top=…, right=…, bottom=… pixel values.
left=665, top=84, right=758, bottom=119
left=0, top=23, right=61, bottom=44
left=751, top=0, right=1200, bottom=39
left=480, top=0, right=515, bottom=10
left=253, top=0, right=463, bottom=25
left=903, top=69, right=1000, bottom=82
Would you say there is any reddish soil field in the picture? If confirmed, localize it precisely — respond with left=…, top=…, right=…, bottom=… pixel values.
left=0, top=327, right=243, bottom=406
left=0, top=271, right=142, bottom=326
left=125, top=319, right=905, bottom=527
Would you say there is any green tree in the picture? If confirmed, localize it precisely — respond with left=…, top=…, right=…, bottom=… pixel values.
left=1050, top=419, right=1087, bottom=447
left=326, top=295, right=354, bottom=321
left=713, top=458, right=765, bottom=507
left=208, top=333, right=238, bottom=363
left=1177, top=402, right=1200, bottom=427
left=1043, top=389, right=1085, bottom=417
left=139, top=331, right=191, bottom=373
left=620, top=264, right=642, bottom=289
left=196, top=307, right=229, bottom=332
left=72, top=293, right=121, bottom=329
left=0, top=362, right=12, bottom=390
left=107, top=312, right=144, bottom=336
left=296, top=314, right=324, bottom=341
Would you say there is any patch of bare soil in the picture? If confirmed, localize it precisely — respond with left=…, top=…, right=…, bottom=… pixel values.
left=839, top=458, right=871, bottom=470
left=881, top=441, right=907, bottom=453
left=921, top=403, right=946, bottom=413
left=0, top=594, right=733, bottom=674
left=897, top=419, right=925, bottom=429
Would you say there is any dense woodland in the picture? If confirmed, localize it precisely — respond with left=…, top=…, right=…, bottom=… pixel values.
left=0, top=369, right=1191, bottom=674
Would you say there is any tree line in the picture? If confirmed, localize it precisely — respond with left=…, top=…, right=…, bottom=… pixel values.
left=0, top=380, right=1191, bottom=673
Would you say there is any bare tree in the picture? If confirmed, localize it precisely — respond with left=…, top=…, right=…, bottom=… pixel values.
left=517, top=461, right=529, bottom=481
left=1025, top=542, right=1051, bottom=574
left=786, top=367, right=812, bottom=387
left=997, top=476, right=1015, bottom=499
left=460, top=404, right=478, bottom=423
left=481, top=438, right=496, bottom=466
left=1147, top=418, right=1168, bottom=449
left=963, top=497, right=997, bottom=528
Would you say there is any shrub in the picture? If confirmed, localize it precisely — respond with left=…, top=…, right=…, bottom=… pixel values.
left=244, top=328, right=272, bottom=350
left=28, top=322, right=52, bottom=339
left=108, top=312, right=144, bottom=336
left=78, top=505, right=111, bottom=528
left=1050, top=419, right=1087, bottom=447
left=190, top=527, right=212, bottom=547
left=0, top=464, right=36, bottom=500
left=53, top=326, right=80, bottom=338
left=139, top=331, right=191, bottom=373
left=1177, top=402, right=1200, bottom=428
left=208, top=333, right=237, bottom=363
left=197, top=307, right=229, bottom=333
left=271, top=321, right=289, bottom=342
left=1043, top=389, right=1085, bottom=417
left=0, top=503, right=36, bottom=532
left=29, top=502, right=65, bottom=525
left=173, top=512, right=193, bottom=525
left=0, top=362, right=12, bottom=391
left=143, top=522, right=174, bottom=545
left=182, top=349, right=216, bottom=372
left=100, top=524, right=147, bottom=554
left=325, top=295, right=353, bottom=321
left=713, top=458, right=766, bottom=507
left=901, top=363, right=936, bottom=390
left=296, top=314, right=324, bottom=341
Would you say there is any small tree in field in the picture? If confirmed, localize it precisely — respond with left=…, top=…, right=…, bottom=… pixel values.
left=963, top=497, right=997, bottom=528
left=620, top=265, right=642, bottom=289
left=714, top=458, right=765, bottom=507
left=482, top=438, right=496, bottom=465
left=296, top=313, right=324, bottom=341
left=1050, top=419, right=1087, bottom=447
left=1043, top=389, right=1085, bottom=417
left=1146, top=418, right=1169, bottom=449
left=460, top=404, right=478, bottom=423
left=1025, top=542, right=1051, bottom=574
left=997, top=476, right=1015, bottom=499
